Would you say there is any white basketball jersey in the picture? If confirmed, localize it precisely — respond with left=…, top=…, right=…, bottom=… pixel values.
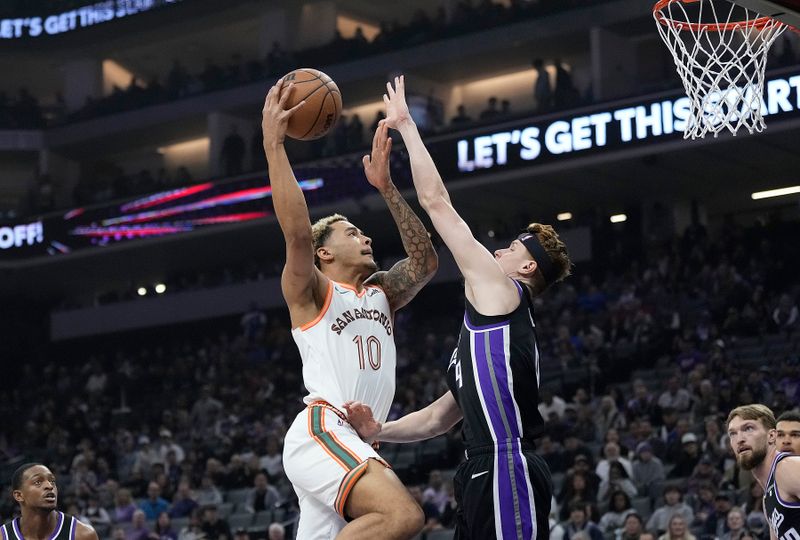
left=291, top=280, right=396, bottom=423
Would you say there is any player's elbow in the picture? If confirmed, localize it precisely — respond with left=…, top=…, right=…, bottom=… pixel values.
left=418, top=189, right=448, bottom=213
left=283, top=229, right=312, bottom=247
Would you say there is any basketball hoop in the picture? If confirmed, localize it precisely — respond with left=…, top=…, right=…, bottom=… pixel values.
left=653, top=0, right=789, bottom=139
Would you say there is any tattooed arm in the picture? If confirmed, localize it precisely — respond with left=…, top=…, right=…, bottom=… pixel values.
left=363, top=120, right=438, bottom=312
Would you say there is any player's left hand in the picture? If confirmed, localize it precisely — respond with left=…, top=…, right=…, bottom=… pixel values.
left=343, top=400, right=382, bottom=443
left=362, top=120, right=393, bottom=191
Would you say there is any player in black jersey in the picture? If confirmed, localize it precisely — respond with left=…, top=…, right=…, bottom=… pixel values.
left=726, top=405, right=800, bottom=540
left=2, top=463, right=98, bottom=540
left=344, top=76, right=571, bottom=540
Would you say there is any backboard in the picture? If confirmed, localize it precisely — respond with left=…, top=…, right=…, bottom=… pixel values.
left=730, top=0, right=800, bottom=28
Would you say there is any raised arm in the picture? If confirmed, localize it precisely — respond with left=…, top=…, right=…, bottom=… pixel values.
left=262, top=79, right=328, bottom=326
left=384, top=76, right=518, bottom=315
left=363, top=120, right=438, bottom=311
left=343, top=391, right=462, bottom=444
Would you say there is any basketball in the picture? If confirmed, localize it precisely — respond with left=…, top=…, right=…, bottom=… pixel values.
left=281, top=68, right=342, bottom=141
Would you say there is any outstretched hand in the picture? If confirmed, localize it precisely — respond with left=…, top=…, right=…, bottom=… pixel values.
left=383, top=75, right=413, bottom=130
left=261, top=79, right=305, bottom=150
left=362, top=120, right=393, bottom=191
left=342, top=400, right=382, bottom=443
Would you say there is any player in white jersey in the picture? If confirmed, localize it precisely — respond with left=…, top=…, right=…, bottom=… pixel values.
left=262, top=79, right=438, bottom=539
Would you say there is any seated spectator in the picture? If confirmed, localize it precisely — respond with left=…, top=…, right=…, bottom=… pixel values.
left=627, top=380, right=657, bottom=422
left=408, top=484, right=442, bottom=533
left=687, top=455, right=721, bottom=493
left=195, top=475, right=223, bottom=506
left=169, top=480, right=198, bottom=518
left=772, top=293, right=798, bottom=331
left=742, top=483, right=768, bottom=534
left=177, top=509, right=204, bottom=540
left=126, top=510, right=151, bottom=540
left=598, top=490, right=635, bottom=533
left=657, top=515, right=696, bottom=540
left=84, top=495, right=111, bottom=528
left=244, top=472, right=281, bottom=513
left=423, top=470, right=448, bottom=513
left=615, top=513, right=645, bottom=540
left=115, top=488, right=138, bottom=523
left=720, top=508, right=747, bottom=540
left=595, top=396, right=627, bottom=438
left=669, top=434, right=701, bottom=478
left=439, top=481, right=457, bottom=529
left=232, top=529, right=248, bottom=540
left=646, top=486, right=694, bottom=535
left=633, top=442, right=665, bottom=500
left=157, top=429, right=185, bottom=464
left=598, top=462, right=637, bottom=501
left=152, top=511, right=177, bottom=540
left=200, top=505, right=231, bottom=540
left=539, top=387, right=567, bottom=420
left=658, top=377, right=691, bottom=412
left=140, top=481, right=170, bottom=520
left=688, top=483, right=716, bottom=529
left=558, top=471, right=598, bottom=521
left=554, top=501, right=604, bottom=540
left=702, top=493, right=734, bottom=539
left=596, top=442, right=633, bottom=482
left=539, top=435, right=566, bottom=474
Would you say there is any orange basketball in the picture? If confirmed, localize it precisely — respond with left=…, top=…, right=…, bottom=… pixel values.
left=281, top=68, right=342, bottom=141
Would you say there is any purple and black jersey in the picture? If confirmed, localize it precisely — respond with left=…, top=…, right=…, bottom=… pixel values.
left=446, top=279, right=544, bottom=449
left=446, top=279, right=551, bottom=540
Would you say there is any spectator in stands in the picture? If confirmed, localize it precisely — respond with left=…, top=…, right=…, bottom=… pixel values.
left=533, top=58, right=551, bottom=112
left=244, top=472, right=281, bottom=513
left=647, top=486, right=694, bottom=535
left=665, top=417, right=691, bottom=463
left=669, top=433, right=701, bottom=478
left=687, top=455, right=721, bottom=493
left=598, top=490, right=635, bottom=533
left=200, top=505, right=231, bottom=540
left=191, top=387, right=223, bottom=426
left=597, top=442, right=633, bottom=482
left=177, top=509, right=204, bottom=540
left=702, top=493, right=734, bottom=539
left=595, top=396, right=627, bottom=439
left=157, top=429, right=185, bottom=464
left=422, top=470, right=448, bottom=514
left=539, top=435, right=566, bottom=473
left=450, top=104, right=472, bottom=127
left=633, top=441, right=665, bottom=500
left=741, top=483, right=768, bottom=534
left=555, top=501, right=604, bottom=540
left=553, top=59, right=579, bottom=109
left=112, top=528, right=126, bottom=540
left=134, top=436, right=162, bottom=477
left=127, top=510, right=151, bottom=540
left=627, top=380, right=657, bottom=423
left=658, top=514, right=695, bottom=540
left=195, top=475, right=223, bottom=506
left=658, top=377, right=691, bottom=412
left=221, top=127, right=246, bottom=177
left=598, top=462, right=637, bottom=500
left=84, top=495, right=111, bottom=529
left=258, top=437, right=283, bottom=481
left=558, top=471, right=598, bottom=520
left=500, top=99, right=511, bottom=118
left=114, top=488, right=138, bottom=523
left=348, top=114, right=365, bottom=148
left=141, top=481, right=170, bottom=520
left=408, top=485, right=442, bottom=533
left=616, top=513, right=644, bottom=540
left=438, top=481, right=457, bottom=529
left=267, top=523, right=285, bottom=540
left=479, top=97, right=501, bottom=121
left=153, top=511, right=177, bottom=540
left=169, top=480, right=198, bottom=518
left=720, top=507, right=746, bottom=540
left=539, top=387, right=567, bottom=420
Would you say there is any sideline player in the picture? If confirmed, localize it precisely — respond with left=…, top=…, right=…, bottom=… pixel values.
left=727, top=404, right=800, bottom=540
left=776, top=410, right=800, bottom=454
left=3, top=463, right=99, bottom=540
left=261, top=79, right=437, bottom=539
left=345, top=76, right=571, bottom=540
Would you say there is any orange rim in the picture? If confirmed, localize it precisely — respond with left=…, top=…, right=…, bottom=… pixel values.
left=653, top=0, right=786, bottom=32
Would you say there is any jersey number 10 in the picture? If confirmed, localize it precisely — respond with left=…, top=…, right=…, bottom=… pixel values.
left=353, top=335, right=382, bottom=370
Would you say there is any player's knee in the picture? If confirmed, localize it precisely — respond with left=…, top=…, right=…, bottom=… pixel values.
left=387, top=500, right=424, bottom=537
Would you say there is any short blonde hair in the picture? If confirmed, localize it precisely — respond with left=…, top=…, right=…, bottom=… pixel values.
left=525, top=222, right=572, bottom=295
left=726, top=404, right=776, bottom=431
left=311, top=214, right=348, bottom=267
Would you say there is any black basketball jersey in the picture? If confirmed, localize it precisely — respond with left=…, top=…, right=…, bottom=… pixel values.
left=2, top=512, right=78, bottom=540
left=764, top=452, right=800, bottom=540
left=446, top=279, right=544, bottom=450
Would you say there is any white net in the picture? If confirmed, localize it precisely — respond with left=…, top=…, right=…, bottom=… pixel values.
left=654, top=0, right=786, bottom=139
